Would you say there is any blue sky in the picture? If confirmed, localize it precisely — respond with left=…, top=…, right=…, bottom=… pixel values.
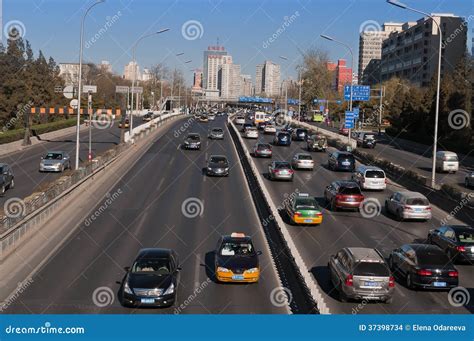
left=2, top=0, right=472, bottom=84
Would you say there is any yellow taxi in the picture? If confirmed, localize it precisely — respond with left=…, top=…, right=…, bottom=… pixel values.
left=285, top=193, right=323, bottom=225
left=214, top=233, right=261, bottom=283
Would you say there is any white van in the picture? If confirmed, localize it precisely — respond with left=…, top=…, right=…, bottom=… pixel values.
left=435, top=151, right=459, bottom=173
left=352, top=165, right=387, bottom=190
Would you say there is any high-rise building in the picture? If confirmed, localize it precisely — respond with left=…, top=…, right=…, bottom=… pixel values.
left=58, top=62, right=92, bottom=86
left=381, top=14, right=467, bottom=87
left=205, top=54, right=232, bottom=98
left=100, top=60, right=113, bottom=73
left=142, top=68, right=152, bottom=81
left=202, top=45, right=227, bottom=90
left=240, top=74, right=254, bottom=96
left=124, top=61, right=140, bottom=81
left=326, top=59, right=352, bottom=92
left=192, top=69, right=203, bottom=90
left=219, top=63, right=241, bottom=99
left=255, top=61, right=281, bottom=96
left=358, top=22, right=403, bottom=85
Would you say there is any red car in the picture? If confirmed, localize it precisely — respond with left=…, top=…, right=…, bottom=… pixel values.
left=324, top=180, right=364, bottom=211
left=339, top=126, right=349, bottom=136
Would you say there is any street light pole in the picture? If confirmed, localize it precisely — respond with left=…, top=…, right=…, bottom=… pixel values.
left=320, top=34, right=354, bottom=143
left=279, top=56, right=289, bottom=113
left=75, top=0, right=104, bottom=170
left=129, top=28, right=170, bottom=139
left=387, top=0, right=442, bottom=188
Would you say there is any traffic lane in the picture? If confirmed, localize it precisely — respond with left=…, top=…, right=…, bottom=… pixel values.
left=0, top=122, right=145, bottom=205
left=307, top=122, right=471, bottom=188
left=4, top=118, right=287, bottom=314
left=240, top=131, right=472, bottom=314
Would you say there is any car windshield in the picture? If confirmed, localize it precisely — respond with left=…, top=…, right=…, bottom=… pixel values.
left=220, top=241, right=254, bottom=256
left=337, top=155, right=354, bottom=161
left=340, top=186, right=361, bottom=195
left=444, top=155, right=458, bottom=161
left=366, top=170, right=385, bottom=178
left=275, top=162, right=290, bottom=169
left=0, top=166, right=4, bottom=173
left=45, top=153, right=63, bottom=160
left=279, top=133, right=290, bottom=138
left=212, top=129, right=223, bottom=133
left=405, top=197, right=429, bottom=206
left=416, top=249, right=450, bottom=266
left=457, top=231, right=474, bottom=243
left=297, top=155, right=312, bottom=160
left=258, top=144, right=271, bottom=149
left=131, top=258, right=170, bottom=275
left=364, top=134, right=375, bottom=140
left=210, top=157, right=227, bottom=164
left=297, top=129, right=307, bottom=134
left=295, top=198, right=318, bottom=210
left=188, top=135, right=200, bottom=141
left=353, top=262, right=389, bottom=277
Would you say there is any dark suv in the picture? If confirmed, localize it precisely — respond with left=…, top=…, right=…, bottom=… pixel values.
left=273, top=131, right=291, bottom=146
left=0, top=163, right=14, bottom=196
left=292, top=128, right=308, bottom=141
left=328, top=151, right=355, bottom=172
left=329, top=247, right=394, bottom=303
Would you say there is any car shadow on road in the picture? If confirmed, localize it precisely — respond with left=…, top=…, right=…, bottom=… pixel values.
left=309, top=265, right=339, bottom=301
left=203, top=251, right=217, bottom=283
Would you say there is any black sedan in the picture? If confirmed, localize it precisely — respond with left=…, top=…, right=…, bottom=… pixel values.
left=206, top=155, right=229, bottom=176
left=389, top=244, right=458, bottom=290
left=120, top=248, right=181, bottom=308
left=183, top=133, right=201, bottom=150
left=428, top=225, right=474, bottom=263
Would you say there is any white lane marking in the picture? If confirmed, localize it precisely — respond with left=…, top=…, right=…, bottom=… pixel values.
left=169, top=156, right=175, bottom=166
left=177, top=144, right=181, bottom=150
left=156, top=178, right=165, bottom=192
left=194, top=253, right=202, bottom=290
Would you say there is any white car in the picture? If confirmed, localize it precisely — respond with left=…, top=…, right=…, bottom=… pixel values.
left=264, top=124, right=277, bottom=134
left=208, top=114, right=216, bottom=121
left=245, top=127, right=259, bottom=139
left=235, top=116, right=246, bottom=125
left=291, top=153, right=314, bottom=170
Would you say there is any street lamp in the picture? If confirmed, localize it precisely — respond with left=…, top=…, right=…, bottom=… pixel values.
left=75, top=0, right=105, bottom=170
left=320, top=34, right=354, bottom=143
left=387, top=0, right=442, bottom=188
left=279, top=56, right=289, bottom=113
left=130, top=28, right=170, bottom=139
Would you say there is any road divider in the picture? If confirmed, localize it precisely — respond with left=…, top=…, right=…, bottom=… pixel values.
left=0, top=112, right=184, bottom=259
left=228, top=117, right=325, bottom=314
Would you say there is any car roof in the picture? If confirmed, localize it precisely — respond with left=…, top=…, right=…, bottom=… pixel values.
left=357, top=165, right=384, bottom=172
left=188, top=133, right=200, bottom=136
left=407, top=244, right=444, bottom=254
left=0, top=163, right=8, bottom=167
left=336, top=151, right=353, bottom=156
left=437, top=151, right=457, bottom=155
left=210, top=155, right=227, bottom=159
left=137, top=248, right=172, bottom=259
left=396, top=191, right=427, bottom=199
left=345, top=247, right=384, bottom=262
left=46, top=151, right=65, bottom=154
left=222, top=235, right=252, bottom=243
left=443, top=225, right=474, bottom=233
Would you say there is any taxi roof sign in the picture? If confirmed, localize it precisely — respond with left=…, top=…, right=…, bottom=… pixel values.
left=297, top=193, right=310, bottom=197
left=231, top=233, right=246, bottom=238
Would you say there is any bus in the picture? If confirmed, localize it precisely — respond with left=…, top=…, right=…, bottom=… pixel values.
left=311, top=110, right=324, bottom=123
left=254, top=111, right=267, bottom=125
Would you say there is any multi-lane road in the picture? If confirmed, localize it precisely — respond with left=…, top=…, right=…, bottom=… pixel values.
left=4, top=116, right=288, bottom=314
left=238, top=119, right=474, bottom=314
left=0, top=119, right=145, bottom=206
left=307, top=122, right=473, bottom=191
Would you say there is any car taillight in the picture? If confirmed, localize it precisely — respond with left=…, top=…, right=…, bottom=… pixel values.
left=345, top=275, right=353, bottom=286
left=288, top=170, right=294, bottom=174
left=403, top=206, right=413, bottom=211
left=335, top=194, right=344, bottom=201
left=389, top=276, right=395, bottom=288
left=385, top=178, right=388, bottom=184
left=316, top=213, right=323, bottom=217
left=273, top=169, right=279, bottom=173
left=294, top=212, right=302, bottom=217
left=426, top=207, right=432, bottom=210
left=417, top=269, right=432, bottom=276
left=448, top=271, right=459, bottom=277
left=456, top=246, right=466, bottom=252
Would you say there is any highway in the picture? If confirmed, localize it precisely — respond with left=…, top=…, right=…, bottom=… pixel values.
left=4, top=115, right=288, bottom=314
left=306, top=122, right=473, bottom=191
left=0, top=119, right=146, bottom=206
left=237, top=119, right=474, bottom=314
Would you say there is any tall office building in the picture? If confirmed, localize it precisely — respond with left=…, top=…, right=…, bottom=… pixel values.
left=381, top=14, right=467, bottom=87
left=202, top=45, right=227, bottom=90
left=240, top=74, right=254, bottom=96
left=124, top=61, right=140, bottom=81
left=255, top=61, right=281, bottom=96
left=59, top=62, right=92, bottom=86
left=358, top=22, right=403, bottom=85
left=100, top=60, right=113, bottom=73
left=326, top=59, right=352, bottom=92
left=205, top=54, right=232, bottom=98
left=219, top=63, right=241, bottom=99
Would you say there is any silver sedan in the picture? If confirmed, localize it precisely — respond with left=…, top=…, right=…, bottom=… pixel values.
left=39, top=151, right=71, bottom=172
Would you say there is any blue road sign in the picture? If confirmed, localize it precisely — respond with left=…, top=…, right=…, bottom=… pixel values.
left=345, top=111, right=355, bottom=129
left=353, top=107, right=359, bottom=119
left=344, top=85, right=370, bottom=101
